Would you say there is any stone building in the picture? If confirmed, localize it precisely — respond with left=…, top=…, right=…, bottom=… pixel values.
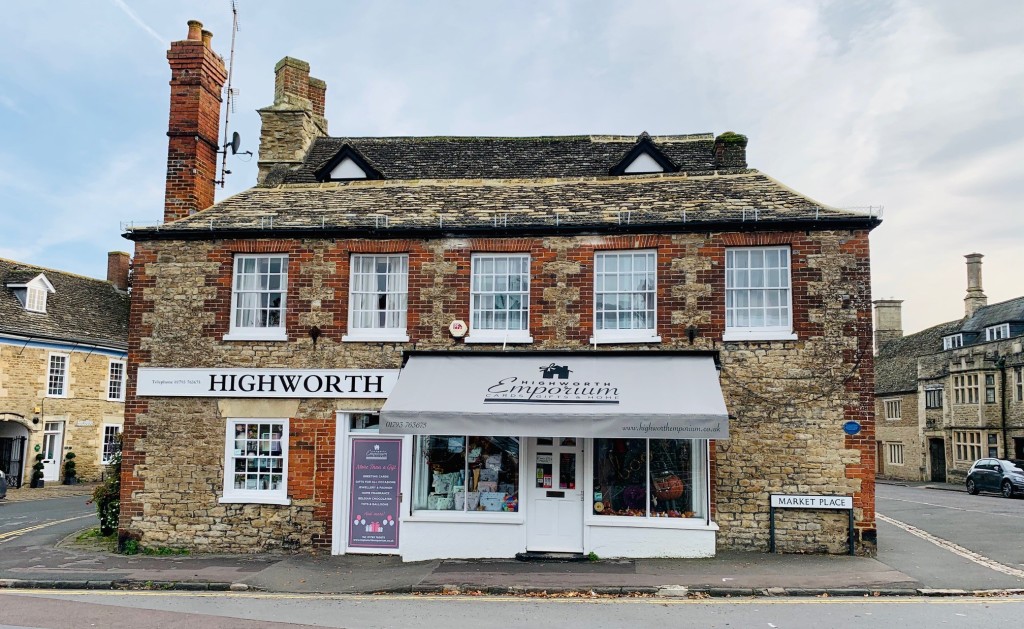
left=875, top=254, right=1024, bottom=482
left=0, top=254, right=129, bottom=486
left=120, top=22, right=880, bottom=559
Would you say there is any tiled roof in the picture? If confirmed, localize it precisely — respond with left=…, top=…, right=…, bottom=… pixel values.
left=960, top=297, right=1024, bottom=332
left=0, top=258, right=129, bottom=350
left=129, top=170, right=875, bottom=237
left=875, top=320, right=961, bottom=394
left=281, top=134, right=720, bottom=184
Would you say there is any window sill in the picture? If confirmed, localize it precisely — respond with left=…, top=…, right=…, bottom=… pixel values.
left=219, top=494, right=291, bottom=506
left=589, top=334, right=661, bottom=345
left=585, top=516, right=718, bottom=531
left=406, top=511, right=524, bottom=524
left=223, top=331, right=288, bottom=342
left=464, top=335, right=533, bottom=344
left=343, top=332, right=410, bottom=343
left=722, top=330, right=798, bottom=342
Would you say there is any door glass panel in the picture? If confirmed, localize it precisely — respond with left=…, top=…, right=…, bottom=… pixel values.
left=559, top=452, right=576, bottom=489
left=536, top=452, right=553, bottom=488
left=536, top=438, right=553, bottom=446
left=559, top=438, right=576, bottom=447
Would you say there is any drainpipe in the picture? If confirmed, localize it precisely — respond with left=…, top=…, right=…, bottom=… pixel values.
left=999, top=356, right=1009, bottom=459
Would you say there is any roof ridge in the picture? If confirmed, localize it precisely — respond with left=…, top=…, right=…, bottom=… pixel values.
left=316, top=133, right=716, bottom=143
left=0, top=257, right=116, bottom=287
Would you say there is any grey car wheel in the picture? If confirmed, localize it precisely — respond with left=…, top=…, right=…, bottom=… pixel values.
left=1002, top=481, right=1014, bottom=498
left=967, top=478, right=979, bottom=495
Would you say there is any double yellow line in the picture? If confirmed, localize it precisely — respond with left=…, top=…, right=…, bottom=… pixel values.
left=0, top=513, right=94, bottom=543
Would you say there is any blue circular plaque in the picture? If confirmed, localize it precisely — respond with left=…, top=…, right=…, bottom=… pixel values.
left=843, top=420, right=861, bottom=436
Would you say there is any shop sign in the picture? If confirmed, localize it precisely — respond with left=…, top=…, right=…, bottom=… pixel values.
left=348, top=438, right=402, bottom=549
left=770, top=494, right=853, bottom=510
left=136, top=368, right=399, bottom=398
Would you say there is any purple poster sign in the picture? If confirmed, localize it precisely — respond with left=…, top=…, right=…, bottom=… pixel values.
left=348, top=438, right=402, bottom=549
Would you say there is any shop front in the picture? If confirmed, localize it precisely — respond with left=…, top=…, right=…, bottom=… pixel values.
left=351, top=351, right=729, bottom=561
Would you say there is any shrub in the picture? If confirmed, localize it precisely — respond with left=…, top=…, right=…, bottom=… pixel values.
left=92, top=442, right=121, bottom=536
left=30, top=453, right=45, bottom=488
left=63, top=451, right=77, bottom=484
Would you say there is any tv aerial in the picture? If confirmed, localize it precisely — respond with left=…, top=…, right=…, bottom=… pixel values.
left=216, top=0, right=252, bottom=187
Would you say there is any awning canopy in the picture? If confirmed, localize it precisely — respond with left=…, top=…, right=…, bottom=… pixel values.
left=379, top=353, right=729, bottom=439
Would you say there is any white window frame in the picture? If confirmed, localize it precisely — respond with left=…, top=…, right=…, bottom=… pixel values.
left=924, top=388, right=943, bottom=409
left=1016, top=366, right=1023, bottom=402
left=224, top=254, right=289, bottom=341
left=883, top=399, right=901, bottom=420
left=107, top=359, right=126, bottom=401
left=943, top=334, right=963, bottom=350
left=344, top=254, right=410, bottom=342
left=954, top=430, right=981, bottom=462
left=723, top=246, right=796, bottom=341
left=220, top=418, right=290, bottom=505
left=47, top=352, right=69, bottom=398
left=886, top=442, right=905, bottom=466
left=591, top=249, right=660, bottom=344
left=985, top=324, right=1010, bottom=342
left=26, top=286, right=47, bottom=313
left=101, top=424, right=122, bottom=464
left=466, top=253, right=532, bottom=344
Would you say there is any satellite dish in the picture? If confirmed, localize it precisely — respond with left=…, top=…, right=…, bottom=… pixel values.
left=229, top=131, right=241, bottom=155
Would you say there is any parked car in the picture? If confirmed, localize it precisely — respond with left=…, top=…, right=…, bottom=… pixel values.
left=966, top=458, right=1024, bottom=498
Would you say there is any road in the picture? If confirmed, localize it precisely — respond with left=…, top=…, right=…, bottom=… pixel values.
left=0, top=590, right=1021, bottom=629
left=0, top=495, right=97, bottom=549
left=876, top=483, right=1024, bottom=590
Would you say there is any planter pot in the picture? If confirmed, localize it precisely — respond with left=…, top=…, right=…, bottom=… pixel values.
left=31, top=478, right=44, bottom=489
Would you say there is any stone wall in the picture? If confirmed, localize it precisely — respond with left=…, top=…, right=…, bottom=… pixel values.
left=0, top=342, right=125, bottom=483
left=123, top=228, right=875, bottom=554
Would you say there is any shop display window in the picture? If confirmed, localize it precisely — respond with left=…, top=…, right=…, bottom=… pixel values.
left=222, top=419, right=288, bottom=504
left=593, top=438, right=705, bottom=519
left=414, top=435, right=520, bottom=513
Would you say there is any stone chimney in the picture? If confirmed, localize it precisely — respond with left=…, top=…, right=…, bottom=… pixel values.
left=964, top=253, right=987, bottom=318
left=164, top=20, right=228, bottom=223
left=713, top=131, right=748, bottom=169
left=106, top=251, right=130, bottom=291
left=873, top=300, right=903, bottom=352
left=257, top=57, right=329, bottom=184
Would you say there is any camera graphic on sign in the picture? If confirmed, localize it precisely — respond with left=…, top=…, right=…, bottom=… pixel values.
left=540, top=363, right=572, bottom=380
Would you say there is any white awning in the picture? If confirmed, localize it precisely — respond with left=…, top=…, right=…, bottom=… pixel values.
left=379, top=353, right=729, bottom=439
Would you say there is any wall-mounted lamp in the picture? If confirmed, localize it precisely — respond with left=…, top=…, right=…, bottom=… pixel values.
left=32, top=406, right=41, bottom=424
left=308, top=326, right=322, bottom=347
left=686, top=325, right=700, bottom=345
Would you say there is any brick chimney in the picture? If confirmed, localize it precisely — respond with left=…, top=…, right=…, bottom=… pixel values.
left=964, top=253, right=987, bottom=318
left=257, top=57, right=329, bottom=184
left=164, top=20, right=228, bottom=223
left=106, top=251, right=130, bottom=291
left=873, top=300, right=903, bottom=353
left=713, top=131, right=748, bottom=169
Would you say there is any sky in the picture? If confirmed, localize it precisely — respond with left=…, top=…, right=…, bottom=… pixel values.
left=1, top=1, right=1021, bottom=335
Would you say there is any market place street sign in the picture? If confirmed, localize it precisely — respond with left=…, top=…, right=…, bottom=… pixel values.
left=137, top=368, right=399, bottom=398
left=770, top=494, right=853, bottom=510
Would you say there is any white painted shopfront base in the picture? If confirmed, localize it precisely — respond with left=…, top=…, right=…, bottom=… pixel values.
left=398, top=519, right=717, bottom=562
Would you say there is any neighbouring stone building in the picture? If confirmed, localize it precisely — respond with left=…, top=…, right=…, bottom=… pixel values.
left=875, top=254, right=1024, bottom=482
left=119, top=21, right=880, bottom=559
left=0, top=254, right=129, bottom=486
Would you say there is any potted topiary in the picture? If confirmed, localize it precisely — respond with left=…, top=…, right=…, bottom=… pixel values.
left=30, top=453, right=45, bottom=488
left=63, top=450, right=77, bottom=485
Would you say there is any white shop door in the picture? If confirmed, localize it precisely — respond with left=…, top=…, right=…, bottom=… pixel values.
left=42, top=421, right=64, bottom=481
left=526, top=437, right=584, bottom=553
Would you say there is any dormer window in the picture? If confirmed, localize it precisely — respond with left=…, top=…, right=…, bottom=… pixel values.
left=6, top=272, right=55, bottom=314
left=985, top=324, right=1010, bottom=341
left=609, top=133, right=678, bottom=176
left=943, top=334, right=963, bottom=350
left=314, top=145, right=383, bottom=182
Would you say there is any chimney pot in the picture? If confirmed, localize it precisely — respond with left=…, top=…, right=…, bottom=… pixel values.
left=187, top=20, right=203, bottom=41
left=201, top=30, right=213, bottom=48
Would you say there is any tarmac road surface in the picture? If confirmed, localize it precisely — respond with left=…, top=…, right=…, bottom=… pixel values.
left=1, top=590, right=1023, bottom=629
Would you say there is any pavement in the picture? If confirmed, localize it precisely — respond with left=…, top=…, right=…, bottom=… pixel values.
left=4, top=479, right=1014, bottom=599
